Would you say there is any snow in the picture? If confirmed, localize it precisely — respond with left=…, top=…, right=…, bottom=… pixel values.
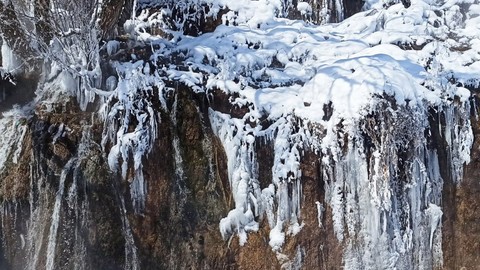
left=1, top=0, right=474, bottom=267
left=1, top=0, right=480, bottom=269
left=106, top=1, right=478, bottom=261
left=297, top=2, right=312, bottom=16
left=269, top=222, right=285, bottom=250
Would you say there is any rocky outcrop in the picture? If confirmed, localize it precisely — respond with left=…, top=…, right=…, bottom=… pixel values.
left=0, top=79, right=478, bottom=269
left=0, top=1, right=479, bottom=270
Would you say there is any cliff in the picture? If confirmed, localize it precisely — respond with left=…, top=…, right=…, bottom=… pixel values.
left=0, top=0, right=479, bottom=269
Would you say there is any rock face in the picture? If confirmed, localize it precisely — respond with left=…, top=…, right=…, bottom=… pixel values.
left=0, top=0, right=479, bottom=270
left=0, top=82, right=478, bottom=270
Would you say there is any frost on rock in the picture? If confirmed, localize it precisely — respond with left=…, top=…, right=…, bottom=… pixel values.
left=0, top=106, right=31, bottom=173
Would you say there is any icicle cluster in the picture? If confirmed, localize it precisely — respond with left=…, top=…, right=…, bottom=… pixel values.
left=1, top=0, right=475, bottom=268
left=320, top=101, right=458, bottom=269
left=210, top=110, right=261, bottom=245
left=101, top=61, right=165, bottom=213
left=129, top=0, right=477, bottom=267
left=135, top=0, right=345, bottom=38
left=210, top=110, right=307, bottom=248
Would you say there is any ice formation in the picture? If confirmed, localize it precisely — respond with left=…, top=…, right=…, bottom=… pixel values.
left=0, top=0, right=478, bottom=268
left=128, top=0, right=475, bottom=267
left=101, top=61, right=164, bottom=214
left=1, top=41, right=22, bottom=75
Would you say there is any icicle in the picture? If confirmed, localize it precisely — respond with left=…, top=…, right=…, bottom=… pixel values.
left=335, top=0, right=344, bottom=22
left=441, top=102, right=473, bottom=183
left=0, top=39, right=22, bottom=75
left=102, top=61, right=164, bottom=214
left=210, top=109, right=261, bottom=245
left=315, top=201, right=325, bottom=228
left=426, top=203, right=442, bottom=249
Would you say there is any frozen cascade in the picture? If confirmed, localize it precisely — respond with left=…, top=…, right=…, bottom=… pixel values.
left=20, top=122, right=95, bottom=270
left=65, top=126, right=91, bottom=270
left=46, top=125, right=95, bottom=270
left=308, top=99, right=470, bottom=269
left=45, top=158, right=76, bottom=270
left=0, top=0, right=479, bottom=268
left=211, top=111, right=307, bottom=248
left=441, top=102, right=474, bottom=184
left=210, top=97, right=472, bottom=268
left=24, top=120, right=53, bottom=270
left=119, top=195, right=140, bottom=270
left=151, top=0, right=477, bottom=265
left=166, top=90, right=196, bottom=269
left=321, top=102, right=445, bottom=269
left=171, top=92, right=188, bottom=204
left=269, top=116, right=305, bottom=250
left=101, top=61, right=164, bottom=214
left=210, top=109, right=261, bottom=246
